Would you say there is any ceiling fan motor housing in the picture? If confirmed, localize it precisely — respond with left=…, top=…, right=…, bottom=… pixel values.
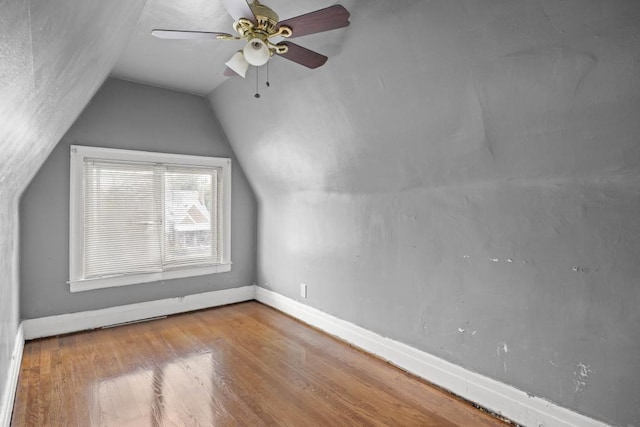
left=234, top=2, right=278, bottom=40
left=250, top=1, right=279, bottom=35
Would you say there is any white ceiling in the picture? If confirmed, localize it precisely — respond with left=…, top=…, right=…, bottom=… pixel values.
left=111, top=0, right=340, bottom=95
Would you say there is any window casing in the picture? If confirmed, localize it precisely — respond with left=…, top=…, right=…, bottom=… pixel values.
left=70, top=145, right=231, bottom=292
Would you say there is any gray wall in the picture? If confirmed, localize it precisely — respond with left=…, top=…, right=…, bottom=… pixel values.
left=20, top=78, right=257, bottom=318
left=1, top=0, right=145, bottom=407
left=209, top=1, right=640, bottom=426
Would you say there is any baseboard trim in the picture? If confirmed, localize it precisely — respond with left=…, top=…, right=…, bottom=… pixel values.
left=0, top=324, right=24, bottom=427
left=255, top=287, right=610, bottom=427
left=23, top=285, right=256, bottom=340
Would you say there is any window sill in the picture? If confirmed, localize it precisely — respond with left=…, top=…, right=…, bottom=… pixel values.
left=69, top=263, right=232, bottom=293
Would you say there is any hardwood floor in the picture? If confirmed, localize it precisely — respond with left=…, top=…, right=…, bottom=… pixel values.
left=12, top=301, right=509, bottom=426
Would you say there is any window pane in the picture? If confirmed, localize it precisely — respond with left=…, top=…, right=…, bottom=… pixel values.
left=163, top=168, right=220, bottom=267
left=84, top=161, right=162, bottom=278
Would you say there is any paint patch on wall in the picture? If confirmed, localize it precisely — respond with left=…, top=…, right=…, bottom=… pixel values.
left=573, top=362, right=592, bottom=393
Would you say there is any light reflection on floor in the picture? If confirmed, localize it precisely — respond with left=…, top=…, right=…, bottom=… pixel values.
left=91, top=352, right=217, bottom=426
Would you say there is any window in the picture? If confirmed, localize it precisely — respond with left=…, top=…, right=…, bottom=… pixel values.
left=69, top=146, right=231, bottom=292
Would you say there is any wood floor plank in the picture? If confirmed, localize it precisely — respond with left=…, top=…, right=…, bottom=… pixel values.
left=12, top=301, right=511, bottom=426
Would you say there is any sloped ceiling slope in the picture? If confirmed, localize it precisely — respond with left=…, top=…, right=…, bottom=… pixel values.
left=0, top=0, right=145, bottom=401
left=209, top=0, right=640, bottom=425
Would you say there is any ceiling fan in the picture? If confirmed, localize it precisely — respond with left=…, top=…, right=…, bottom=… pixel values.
left=151, top=0, right=351, bottom=79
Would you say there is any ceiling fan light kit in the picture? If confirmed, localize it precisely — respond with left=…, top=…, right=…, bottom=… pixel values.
left=151, top=0, right=350, bottom=93
left=225, top=51, right=250, bottom=77
left=243, top=38, right=271, bottom=66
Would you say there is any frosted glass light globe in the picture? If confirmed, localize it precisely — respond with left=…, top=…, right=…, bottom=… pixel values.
left=243, top=38, right=270, bottom=66
left=225, top=51, right=249, bottom=78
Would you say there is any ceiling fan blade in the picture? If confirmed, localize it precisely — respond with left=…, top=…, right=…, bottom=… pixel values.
left=151, top=29, right=232, bottom=40
left=278, top=5, right=350, bottom=38
left=277, top=42, right=328, bottom=69
left=220, top=0, right=256, bottom=23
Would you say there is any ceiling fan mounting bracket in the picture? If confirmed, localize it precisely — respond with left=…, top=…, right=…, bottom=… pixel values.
left=248, top=0, right=279, bottom=34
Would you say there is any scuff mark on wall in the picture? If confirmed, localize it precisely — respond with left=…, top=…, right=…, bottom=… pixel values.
left=538, top=0, right=560, bottom=35
left=574, top=362, right=592, bottom=393
left=420, top=311, right=430, bottom=336
left=572, top=266, right=598, bottom=274
left=497, top=342, right=510, bottom=374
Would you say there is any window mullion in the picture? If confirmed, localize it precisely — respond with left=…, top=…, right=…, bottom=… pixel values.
left=158, top=166, right=166, bottom=270
left=212, top=171, right=219, bottom=261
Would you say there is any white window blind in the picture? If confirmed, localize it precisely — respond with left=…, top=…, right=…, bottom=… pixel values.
left=70, top=146, right=232, bottom=292
left=84, top=161, right=162, bottom=278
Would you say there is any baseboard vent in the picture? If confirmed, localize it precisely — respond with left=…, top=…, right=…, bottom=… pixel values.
left=101, top=315, right=167, bottom=329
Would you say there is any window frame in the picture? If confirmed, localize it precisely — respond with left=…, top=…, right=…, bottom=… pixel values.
left=69, top=145, right=232, bottom=293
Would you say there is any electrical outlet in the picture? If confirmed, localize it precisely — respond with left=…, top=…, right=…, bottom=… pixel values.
left=300, top=283, right=308, bottom=298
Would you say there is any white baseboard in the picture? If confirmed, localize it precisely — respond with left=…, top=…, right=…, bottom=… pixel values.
left=23, top=285, right=256, bottom=340
left=255, top=287, right=610, bottom=427
left=0, top=324, right=24, bottom=427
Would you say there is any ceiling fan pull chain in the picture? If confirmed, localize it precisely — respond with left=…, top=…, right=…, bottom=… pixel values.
left=266, top=61, right=270, bottom=87
left=255, top=66, right=261, bottom=98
